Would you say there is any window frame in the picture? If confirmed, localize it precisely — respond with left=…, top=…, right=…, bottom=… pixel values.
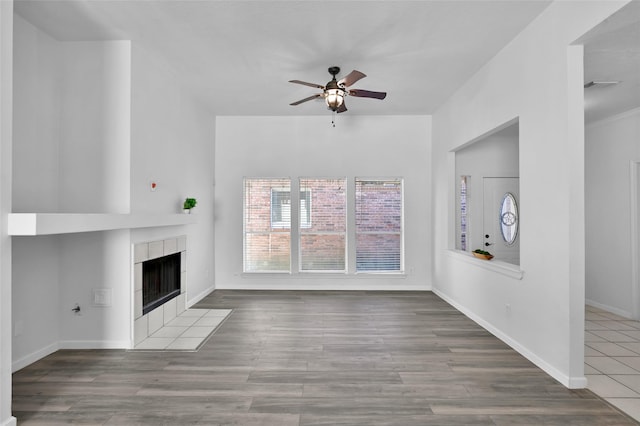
left=354, top=177, right=405, bottom=274
left=243, top=177, right=292, bottom=273
left=243, top=176, right=406, bottom=276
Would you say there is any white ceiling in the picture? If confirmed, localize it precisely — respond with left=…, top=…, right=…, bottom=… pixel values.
left=15, top=1, right=638, bottom=121
left=15, top=0, right=553, bottom=116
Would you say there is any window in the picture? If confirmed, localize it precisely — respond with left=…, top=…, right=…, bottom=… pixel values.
left=299, top=190, right=311, bottom=228
left=459, top=175, right=469, bottom=251
left=270, top=189, right=291, bottom=229
left=271, top=189, right=311, bottom=229
left=244, top=177, right=405, bottom=275
left=244, top=178, right=291, bottom=272
left=355, top=178, right=403, bottom=272
left=299, top=178, right=346, bottom=272
left=500, top=192, right=519, bottom=245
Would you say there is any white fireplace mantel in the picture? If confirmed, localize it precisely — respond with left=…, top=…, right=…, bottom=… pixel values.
left=8, top=213, right=197, bottom=236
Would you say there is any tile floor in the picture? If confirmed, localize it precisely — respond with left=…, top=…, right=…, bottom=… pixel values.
left=585, top=305, right=640, bottom=422
left=134, top=308, right=232, bottom=351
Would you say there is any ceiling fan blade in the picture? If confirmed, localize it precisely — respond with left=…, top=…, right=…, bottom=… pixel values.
left=338, top=70, right=366, bottom=87
left=290, top=94, right=322, bottom=106
left=336, top=102, right=348, bottom=113
left=289, top=80, right=324, bottom=89
left=349, top=89, right=387, bottom=100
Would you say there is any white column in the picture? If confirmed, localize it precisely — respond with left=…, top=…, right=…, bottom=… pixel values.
left=567, top=44, right=586, bottom=388
left=0, top=0, right=17, bottom=423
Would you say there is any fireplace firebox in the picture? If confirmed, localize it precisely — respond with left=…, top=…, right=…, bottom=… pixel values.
left=142, top=252, right=181, bottom=315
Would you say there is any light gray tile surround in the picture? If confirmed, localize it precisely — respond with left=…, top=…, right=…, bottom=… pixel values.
left=133, top=236, right=187, bottom=346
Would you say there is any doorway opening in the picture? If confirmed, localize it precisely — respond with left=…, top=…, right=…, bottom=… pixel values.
left=579, top=1, right=640, bottom=419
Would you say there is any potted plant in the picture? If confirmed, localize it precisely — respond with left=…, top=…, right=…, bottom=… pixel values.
left=183, top=197, right=197, bottom=213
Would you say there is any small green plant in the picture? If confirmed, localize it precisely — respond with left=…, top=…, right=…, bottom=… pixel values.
left=473, top=249, right=492, bottom=256
left=183, top=198, right=197, bottom=210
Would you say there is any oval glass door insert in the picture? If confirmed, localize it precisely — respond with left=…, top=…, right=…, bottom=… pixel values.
left=500, top=192, right=519, bottom=245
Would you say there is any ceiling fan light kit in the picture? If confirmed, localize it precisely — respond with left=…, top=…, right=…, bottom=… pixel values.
left=325, top=87, right=345, bottom=111
left=289, top=66, right=387, bottom=116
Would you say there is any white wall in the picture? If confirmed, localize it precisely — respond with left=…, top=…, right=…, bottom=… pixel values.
left=13, top=18, right=131, bottom=213
left=11, top=15, right=61, bottom=367
left=431, top=0, right=629, bottom=388
left=215, top=115, right=431, bottom=290
left=12, top=15, right=60, bottom=213
left=11, top=237, right=59, bottom=367
left=0, top=0, right=16, bottom=423
left=55, top=39, right=132, bottom=350
left=130, top=44, right=215, bottom=306
left=11, top=16, right=134, bottom=366
left=585, top=108, right=640, bottom=318
left=11, top=15, right=216, bottom=370
left=58, top=41, right=131, bottom=214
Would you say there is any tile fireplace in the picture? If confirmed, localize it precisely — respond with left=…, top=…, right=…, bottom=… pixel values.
left=133, top=236, right=187, bottom=346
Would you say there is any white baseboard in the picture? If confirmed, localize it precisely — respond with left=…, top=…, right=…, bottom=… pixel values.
left=187, top=284, right=215, bottom=308
left=1, top=416, right=17, bottom=426
left=59, top=340, right=130, bottom=350
left=568, top=376, right=588, bottom=389
left=433, top=288, right=586, bottom=389
left=586, top=299, right=632, bottom=319
left=215, top=282, right=432, bottom=291
left=12, top=341, right=59, bottom=372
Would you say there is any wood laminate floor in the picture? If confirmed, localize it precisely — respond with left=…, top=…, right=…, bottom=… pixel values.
left=12, top=291, right=638, bottom=425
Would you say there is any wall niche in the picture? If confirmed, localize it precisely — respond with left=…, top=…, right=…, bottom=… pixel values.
left=454, top=120, right=520, bottom=265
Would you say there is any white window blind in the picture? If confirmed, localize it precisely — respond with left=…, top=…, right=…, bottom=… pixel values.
left=355, top=178, right=403, bottom=272
left=244, top=178, right=291, bottom=272
left=299, top=178, right=346, bottom=272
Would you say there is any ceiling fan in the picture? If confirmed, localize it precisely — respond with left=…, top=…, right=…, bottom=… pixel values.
left=289, top=66, right=387, bottom=113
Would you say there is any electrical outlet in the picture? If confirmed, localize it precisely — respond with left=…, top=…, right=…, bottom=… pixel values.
left=505, top=304, right=512, bottom=315
left=93, top=288, right=112, bottom=307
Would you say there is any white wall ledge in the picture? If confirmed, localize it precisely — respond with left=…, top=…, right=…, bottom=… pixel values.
left=8, top=213, right=197, bottom=236
left=445, top=249, right=524, bottom=280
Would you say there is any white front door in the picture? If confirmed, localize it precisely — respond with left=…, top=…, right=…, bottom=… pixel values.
left=483, top=177, right=520, bottom=265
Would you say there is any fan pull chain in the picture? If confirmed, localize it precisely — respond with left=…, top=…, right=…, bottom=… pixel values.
left=332, top=110, right=336, bottom=127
